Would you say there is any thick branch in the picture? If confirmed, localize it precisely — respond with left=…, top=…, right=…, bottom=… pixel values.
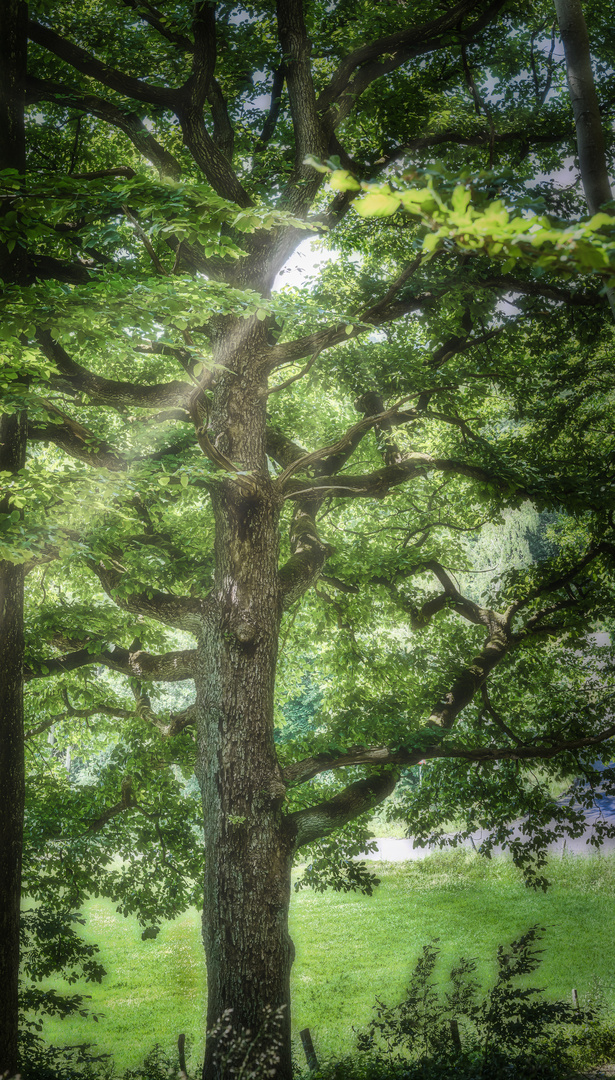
left=276, top=0, right=326, bottom=182
left=286, top=770, right=398, bottom=848
left=175, top=106, right=251, bottom=207
left=278, top=507, right=334, bottom=608
left=266, top=428, right=310, bottom=471
left=90, top=560, right=205, bottom=634
left=554, top=0, right=612, bottom=215
left=175, top=7, right=249, bottom=207
left=28, top=20, right=177, bottom=108
left=282, top=455, right=497, bottom=501
left=37, top=331, right=192, bottom=410
left=24, top=644, right=196, bottom=682
left=26, top=75, right=181, bottom=178
left=268, top=296, right=432, bottom=367
left=426, top=622, right=510, bottom=730
left=28, top=407, right=127, bottom=471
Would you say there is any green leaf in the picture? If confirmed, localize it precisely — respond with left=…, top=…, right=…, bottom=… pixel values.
left=329, top=170, right=361, bottom=192
left=303, top=155, right=330, bottom=173
left=355, top=193, right=400, bottom=218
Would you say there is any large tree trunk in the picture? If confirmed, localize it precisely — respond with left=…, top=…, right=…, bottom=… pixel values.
left=0, top=1, right=27, bottom=1073
left=0, top=413, right=27, bottom=1076
left=195, top=354, right=294, bottom=1080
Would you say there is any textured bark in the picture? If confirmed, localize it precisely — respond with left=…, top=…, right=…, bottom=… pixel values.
left=0, top=2, right=26, bottom=1071
left=0, top=413, right=27, bottom=1076
left=554, top=0, right=612, bottom=215
left=192, top=339, right=295, bottom=1080
left=554, top=0, right=615, bottom=316
left=24, top=644, right=196, bottom=682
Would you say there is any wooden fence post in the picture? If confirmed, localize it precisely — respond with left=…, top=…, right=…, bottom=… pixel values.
left=572, top=989, right=579, bottom=1010
left=178, top=1032, right=188, bottom=1079
left=300, top=1028, right=320, bottom=1072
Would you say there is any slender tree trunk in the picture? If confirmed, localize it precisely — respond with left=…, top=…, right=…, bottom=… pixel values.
left=554, top=0, right=615, bottom=315
left=195, top=354, right=294, bottom=1080
left=554, top=0, right=612, bottom=215
left=0, top=414, right=27, bottom=1076
left=0, top=2, right=27, bottom=1074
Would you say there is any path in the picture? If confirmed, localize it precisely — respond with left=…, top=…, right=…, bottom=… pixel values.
left=363, top=767, right=615, bottom=862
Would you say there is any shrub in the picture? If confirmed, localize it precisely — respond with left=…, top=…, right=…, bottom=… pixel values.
left=354, top=926, right=595, bottom=1078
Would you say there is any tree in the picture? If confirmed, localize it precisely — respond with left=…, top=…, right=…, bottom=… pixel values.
left=3, top=2, right=615, bottom=1077
left=0, top=1, right=28, bottom=1072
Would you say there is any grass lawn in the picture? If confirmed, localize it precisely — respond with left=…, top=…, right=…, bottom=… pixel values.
left=39, top=851, right=615, bottom=1074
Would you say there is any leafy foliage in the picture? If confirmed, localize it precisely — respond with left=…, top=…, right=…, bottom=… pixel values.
left=4, top=0, right=615, bottom=1070
left=356, top=927, right=594, bottom=1077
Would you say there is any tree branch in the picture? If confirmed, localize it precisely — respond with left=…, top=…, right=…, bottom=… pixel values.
left=269, top=271, right=598, bottom=371
left=278, top=506, right=334, bottom=608
left=554, top=0, right=612, bottom=215
left=118, top=0, right=194, bottom=52
left=286, top=770, right=398, bottom=848
left=317, top=0, right=509, bottom=132
left=282, top=455, right=499, bottom=502
left=28, top=20, right=177, bottom=108
left=276, top=399, right=416, bottom=485
left=174, top=5, right=249, bottom=206
left=26, top=75, right=182, bottom=178
left=282, top=725, right=615, bottom=786
left=374, top=558, right=492, bottom=630
left=90, top=558, right=205, bottom=634
left=253, top=64, right=286, bottom=158
left=28, top=402, right=128, bottom=471
left=24, top=644, right=196, bottom=682
left=88, top=776, right=136, bottom=832
left=24, top=701, right=133, bottom=740
left=276, top=0, right=326, bottom=192
left=36, top=331, right=192, bottom=410
left=426, top=622, right=510, bottom=730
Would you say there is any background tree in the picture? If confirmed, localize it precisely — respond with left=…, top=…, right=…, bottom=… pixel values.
left=2, top=2, right=615, bottom=1078
left=0, top=0, right=28, bottom=1071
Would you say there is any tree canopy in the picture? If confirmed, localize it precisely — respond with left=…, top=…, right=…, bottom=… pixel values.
left=2, top=1, right=615, bottom=1077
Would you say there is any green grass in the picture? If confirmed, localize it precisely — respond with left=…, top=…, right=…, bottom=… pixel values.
left=39, top=851, right=615, bottom=1074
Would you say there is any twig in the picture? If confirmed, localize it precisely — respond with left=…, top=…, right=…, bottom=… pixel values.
left=122, top=204, right=168, bottom=275
left=266, top=346, right=324, bottom=395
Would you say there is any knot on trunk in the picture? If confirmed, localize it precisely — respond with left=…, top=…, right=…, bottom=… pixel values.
left=265, top=776, right=287, bottom=809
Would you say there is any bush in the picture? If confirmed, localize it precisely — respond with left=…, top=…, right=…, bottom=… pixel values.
left=352, top=926, right=598, bottom=1078
left=122, top=1044, right=179, bottom=1080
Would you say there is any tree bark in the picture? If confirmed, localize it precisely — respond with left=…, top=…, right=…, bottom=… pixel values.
left=0, top=414, right=27, bottom=1076
left=554, top=0, right=615, bottom=315
left=0, top=1, right=27, bottom=1073
left=554, top=0, right=612, bottom=215
left=194, top=346, right=295, bottom=1080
